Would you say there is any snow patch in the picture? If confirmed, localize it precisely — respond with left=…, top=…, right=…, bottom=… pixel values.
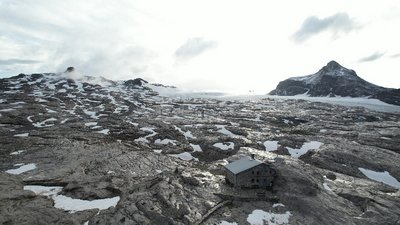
left=155, top=138, right=177, bottom=145
left=175, top=126, right=195, bottom=139
left=134, top=127, right=157, bottom=143
left=44, top=81, right=56, bottom=90
left=10, top=150, right=25, bottom=155
left=251, top=115, right=262, bottom=122
left=85, top=122, right=98, bottom=127
left=23, top=185, right=120, bottom=213
left=46, top=108, right=57, bottom=113
left=190, top=144, right=203, bottom=152
left=27, top=116, right=34, bottom=122
left=247, top=209, right=291, bottom=225
left=113, top=105, right=129, bottom=114
left=128, top=121, right=139, bottom=126
left=6, top=163, right=37, bottom=174
left=32, top=118, right=57, bottom=128
left=264, top=141, right=279, bottom=152
left=287, top=141, right=323, bottom=158
left=272, top=203, right=285, bottom=208
left=172, top=152, right=198, bottom=161
left=216, top=125, right=234, bottom=136
left=213, top=142, right=235, bottom=150
left=380, top=137, right=391, bottom=140
left=0, top=108, right=16, bottom=112
left=10, top=101, right=26, bottom=105
left=323, top=183, right=333, bottom=192
left=359, top=168, right=400, bottom=189
left=83, top=110, right=101, bottom=120
left=35, top=98, right=48, bottom=103
left=14, top=133, right=29, bottom=137
left=220, top=221, right=238, bottom=225
left=97, top=129, right=110, bottom=135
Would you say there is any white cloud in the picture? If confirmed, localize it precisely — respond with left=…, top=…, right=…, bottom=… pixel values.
left=358, top=52, right=386, bottom=62
left=391, top=53, right=400, bottom=58
left=292, top=13, right=360, bottom=43
left=174, top=38, right=217, bottom=61
left=0, top=59, right=40, bottom=65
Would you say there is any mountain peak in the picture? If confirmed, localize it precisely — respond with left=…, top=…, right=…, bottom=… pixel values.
left=326, top=60, right=341, bottom=68
left=124, top=78, right=148, bottom=87
left=65, top=67, right=75, bottom=73
left=269, top=60, right=394, bottom=101
left=317, top=60, right=358, bottom=78
left=321, top=60, right=346, bottom=73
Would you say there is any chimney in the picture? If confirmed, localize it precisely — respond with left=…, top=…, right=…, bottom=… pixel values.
left=251, top=154, right=255, bottom=160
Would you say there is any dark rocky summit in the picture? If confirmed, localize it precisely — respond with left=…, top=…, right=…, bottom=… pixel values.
left=65, top=66, right=75, bottom=73
left=270, top=61, right=400, bottom=105
left=124, top=78, right=148, bottom=87
left=0, top=69, right=399, bottom=224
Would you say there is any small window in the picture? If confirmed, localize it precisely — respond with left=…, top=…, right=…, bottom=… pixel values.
left=256, top=171, right=260, bottom=175
left=252, top=171, right=254, bottom=174
left=256, top=179, right=259, bottom=182
left=251, top=179, right=254, bottom=183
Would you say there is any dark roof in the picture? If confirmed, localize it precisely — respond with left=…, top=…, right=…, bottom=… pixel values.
left=224, top=156, right=263, bottom=174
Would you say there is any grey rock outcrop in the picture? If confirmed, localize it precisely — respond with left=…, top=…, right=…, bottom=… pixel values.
left=124, top=78, right=148, bottom=87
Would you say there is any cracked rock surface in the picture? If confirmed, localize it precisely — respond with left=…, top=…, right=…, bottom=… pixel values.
left=1, top=72, right=400, bottom=225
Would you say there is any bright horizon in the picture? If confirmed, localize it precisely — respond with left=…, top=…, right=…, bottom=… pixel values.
left=1, top=0, right=400, bottom=94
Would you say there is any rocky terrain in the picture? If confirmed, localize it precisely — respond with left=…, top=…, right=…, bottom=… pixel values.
left=269, top=61, right=400, bottom=106
left=1, top=69, right=400, bottom=225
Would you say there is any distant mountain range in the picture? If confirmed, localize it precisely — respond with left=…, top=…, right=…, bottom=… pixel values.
left=269, top=61, right=400, bottom=106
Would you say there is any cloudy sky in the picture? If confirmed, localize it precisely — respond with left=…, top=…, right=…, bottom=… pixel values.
left=1, top=0, right=400, bottom=93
